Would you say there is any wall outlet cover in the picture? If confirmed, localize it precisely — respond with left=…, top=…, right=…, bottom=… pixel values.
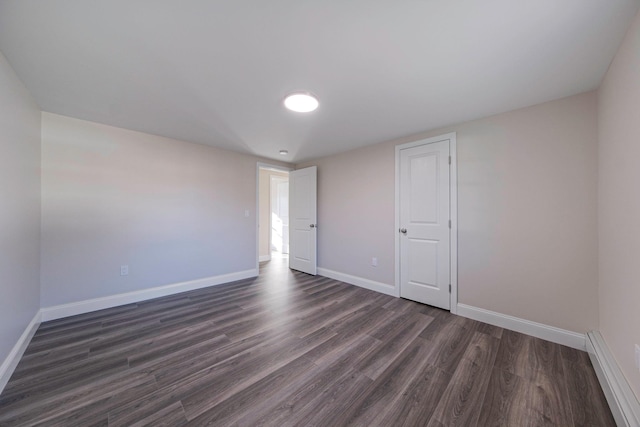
left=120, top=265, right=129, bottom=276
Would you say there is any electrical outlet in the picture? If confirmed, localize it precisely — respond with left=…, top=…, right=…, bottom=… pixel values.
left=635, top=344, right=640, bottom=372
left=120, top=265, right=129, bottom=276
left=244, top=209, right=250, bottom=217
left=371, top=257, right=378, bottom=267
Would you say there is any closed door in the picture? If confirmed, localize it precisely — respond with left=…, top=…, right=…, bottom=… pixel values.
left=399, top=140, right=450, bottom=309
left=289, top=166, right=317, bottom=275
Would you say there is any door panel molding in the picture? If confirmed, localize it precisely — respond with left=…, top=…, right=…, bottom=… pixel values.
left=289, top=166, right=318, bottom=275
left=395, top=133, right=457, bottom=313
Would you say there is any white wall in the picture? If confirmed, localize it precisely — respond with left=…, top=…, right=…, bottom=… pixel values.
left=299, top=91, right=599, bottom=334
left=41, top=113, right=288, bottom=307
left=0, top=52, right=41, bottom=363
left=598, top=8, right=640, bottom=399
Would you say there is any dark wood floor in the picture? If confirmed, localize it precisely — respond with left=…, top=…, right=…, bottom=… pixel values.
left=0, top=255, right=615, bottom=426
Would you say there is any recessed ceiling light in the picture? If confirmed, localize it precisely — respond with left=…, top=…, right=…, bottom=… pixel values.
left=284, top=92, right=319, bottom=113
left=279, top=149, right=289, bottom=155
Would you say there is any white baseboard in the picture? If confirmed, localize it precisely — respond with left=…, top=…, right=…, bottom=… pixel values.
left=587, top=331, right=640, bottom=427
left=0, top=310, right=41, bottom=394
left=456, top=303, right=586, bottom=350
left=317, top=268, right=399, bottom=297
left=41, top=269, right=259, bottom=322
left=259, top=255, right=271, bottom=262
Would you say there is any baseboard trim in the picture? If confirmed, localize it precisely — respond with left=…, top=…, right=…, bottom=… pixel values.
left=40, top=269, right=259, bottom=322
left=317, top=268, right=398, bottom=297
left=456, top=303, right=586, bottom=350
left=0, top=310, right=41, bottom=394
left=259, top=255, right=271, bottom=262
left=587, top=331, right=640, bottom=427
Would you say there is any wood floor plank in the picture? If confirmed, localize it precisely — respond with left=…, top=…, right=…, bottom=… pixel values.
left=0, top=256, right=616, bottom=426
left=493, top=329, right=564, bottom=382
left=283, top=368, right=374, bottom=427
left=5, top=323, right=225, bottom=399
left=128, top=331, right=230, bottom=368
left=35, top=303, right=138, bottom=332
left=477, top=321, right=504, bottom=339
left=338, top=336, right=436, bottom=426
left=29, top=376, right=159, bottom=427
left=356, top=312, right=433, bottom=380
left=180, top=326, right=337, bottom=420
left=239, top=331, right=384, bottom=426
left=108, top=394, right=189, bottom=427
left=291, top=292, right=376, bottom=338
left=562, top=354, right=617, bottom=426
left=155, top=302, right=240, bottom=327
left=329, top=304, right=396, bottom=338
left=10, top=348, right=90, bottom=381
left=23, top=318, right=162, bottom=358
left=378, top=363, right=451, bottom=427
left=478, top=366, right=574, bottom=427
left=128, top=401, right=188, bottom=427
left=478, top=367, right=527, bottom=427
left=240, top=357, right=361, bottom=426
left=184, top=355, right=319, bottom=425
left=30, top=321, right=103, bottom=345
left=428, top=331, right=500, bottom=427
left=0, top=355, right=130, bottom=405
left=150, top=329, right=291, bottom=387
left=423, top=320, right=479, bottom=375
left=528, top=369, right=575, bottom=426
left=0, top=371, right=157, bottom=426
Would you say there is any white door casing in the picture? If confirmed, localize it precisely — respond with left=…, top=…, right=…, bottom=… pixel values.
left=289, top=166, right=317, bottom=275
left=255, top=162, right=293, bottom=270
left=396, top=134, right=457, bottom=311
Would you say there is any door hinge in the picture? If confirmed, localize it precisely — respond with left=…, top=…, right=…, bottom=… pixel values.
left=449, top=284, right=451, bottom=293
left=448, top=156, right=451, bottom=165
left=448, top=220, right=451, bottom=229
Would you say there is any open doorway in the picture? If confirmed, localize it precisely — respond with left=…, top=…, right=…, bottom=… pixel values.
left=258, top=165, right=290, bottom=264
left=270, top=175, right=289, bottom=256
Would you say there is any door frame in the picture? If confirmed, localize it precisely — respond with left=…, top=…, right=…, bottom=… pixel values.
left=394, top=133, right=458, bottom=313
left=256, top=162, right=293, bottom=271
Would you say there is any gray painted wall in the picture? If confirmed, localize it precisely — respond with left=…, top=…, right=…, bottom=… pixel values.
left=40, top=113, right=289, bottom=307
left=299, top=91, right=599, bottom=334
left=598, top=8, right=640, bottom=399
left=0, top=51, right=41, bottom=364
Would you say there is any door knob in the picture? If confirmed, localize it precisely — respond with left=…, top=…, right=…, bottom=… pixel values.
left=399, top=228, right=407, bottom=234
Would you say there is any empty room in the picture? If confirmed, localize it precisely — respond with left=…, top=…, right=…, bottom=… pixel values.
left=1, top=1, right=640, bottom=425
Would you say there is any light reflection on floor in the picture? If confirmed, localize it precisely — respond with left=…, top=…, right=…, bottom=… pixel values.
left=259, top=251, right=294, bottom=315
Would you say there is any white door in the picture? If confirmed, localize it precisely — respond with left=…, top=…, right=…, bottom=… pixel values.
left=289, top=166, right=317, bottom=275
left=399, top=140, right=450, bottom=309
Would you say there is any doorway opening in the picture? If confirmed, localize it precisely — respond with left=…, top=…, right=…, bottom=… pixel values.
left=258, top=165, right=291, bottom=265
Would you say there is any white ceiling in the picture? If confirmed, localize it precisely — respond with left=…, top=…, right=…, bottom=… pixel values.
left=0, top=1, right=638, bottom=163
